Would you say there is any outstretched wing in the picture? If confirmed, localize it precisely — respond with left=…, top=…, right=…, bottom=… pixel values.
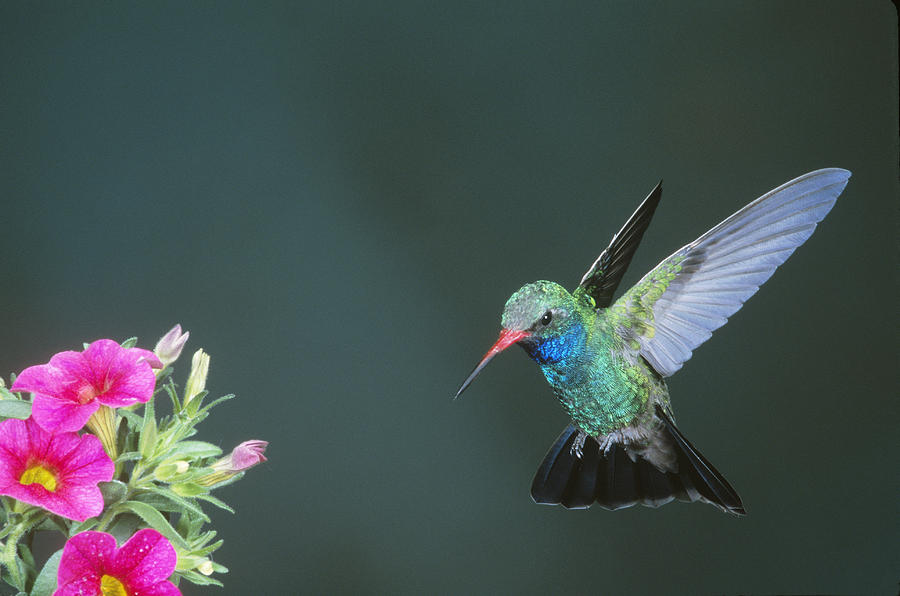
left=611, top=168, right=850, bottom=377
left=577, top=181, right=663, bottom=308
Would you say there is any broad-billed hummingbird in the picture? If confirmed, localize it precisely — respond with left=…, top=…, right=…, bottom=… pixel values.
left=456, top=168, right=850, bottom=515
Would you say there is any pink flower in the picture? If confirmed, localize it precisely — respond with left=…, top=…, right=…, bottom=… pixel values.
left=55, top=529, right=180, bottom=596
left=198, top=440, right=268, bottom=487
left=0, top=417, right=113, bottom=521
left=11, top=339, right=162, bottom=433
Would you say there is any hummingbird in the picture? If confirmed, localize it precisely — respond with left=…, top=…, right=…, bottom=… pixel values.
left=456, top=168, right=850, bottom=515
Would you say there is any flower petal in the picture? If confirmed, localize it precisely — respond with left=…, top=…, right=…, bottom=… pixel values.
left=32, top=394, right=98, bottom=433
left=57, top=531, right=116, bottom=587
left=80, top=340, right=122, bottom=377
left=49, top=482, right=107, bottom=521
left=54, top=576, right=103, bottom=595
left=110, top=529, right=178, bottom=588
left=10, top=360, right=73, bottom=398
left=129, top=347, right=164, bottom=369
left=131, top=580, right=182, bottom=596
left=231, top=440, right=269, bottom=470
left=95, top=346, right=159, bottom=408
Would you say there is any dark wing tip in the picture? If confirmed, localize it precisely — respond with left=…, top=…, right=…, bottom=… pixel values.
left=577, top=180, right=664, bottom=308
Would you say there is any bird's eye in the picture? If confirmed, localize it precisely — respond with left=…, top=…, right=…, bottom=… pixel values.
left=540, top=311, right=553, bottom=326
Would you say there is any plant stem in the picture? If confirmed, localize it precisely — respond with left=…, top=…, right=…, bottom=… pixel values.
left=1, top=519, right=30, bottom=590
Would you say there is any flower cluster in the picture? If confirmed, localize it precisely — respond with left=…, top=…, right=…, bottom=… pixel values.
left=0, top=325, right=268, bottom=595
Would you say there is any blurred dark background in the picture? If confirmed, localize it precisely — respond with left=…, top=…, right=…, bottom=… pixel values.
left=1, top=2, right=896, bottom=594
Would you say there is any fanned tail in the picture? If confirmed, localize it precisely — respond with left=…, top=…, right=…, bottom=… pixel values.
left=530, top=405, right=745, bottom=515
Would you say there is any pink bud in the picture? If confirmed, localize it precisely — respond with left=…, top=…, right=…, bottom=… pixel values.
left=200, top=440, right=269, bottom=487
left=227, top=440, right=269, bottom=471
left=154, top=324, right=189, bottom=367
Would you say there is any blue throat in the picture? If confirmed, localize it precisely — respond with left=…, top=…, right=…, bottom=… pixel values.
left=522, top=321, right=585, bottom=366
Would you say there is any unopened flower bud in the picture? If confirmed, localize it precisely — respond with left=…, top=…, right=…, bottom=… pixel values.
left=154, top=460, right=190, bottom=481
left=184, top=349, right=210, bottom=407
left=198, top=440, right=268, bottom=487
left=197, top=560, right=215, bottom=576
left=154, top=324, right=189, bottom=368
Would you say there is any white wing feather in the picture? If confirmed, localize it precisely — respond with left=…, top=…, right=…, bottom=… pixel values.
left=613, top=168, right=850, bottom=377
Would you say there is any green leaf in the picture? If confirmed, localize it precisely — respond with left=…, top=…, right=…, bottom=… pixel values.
left=137, top=486, right=209, bottom=520
left=115, top=501, right=190, bottom=550
left=191, top=538, right=224, bottom=557
left=138, top=397, right=158, bottom=460
left=175, top=555, right=207, bottom=572
left=164, top=441, right=223, bottom=461
left=210, top=561, right=227, bottom=573
left=153, top=461, right=183, bottom=482
left=118, top=409, right=144, bottom=429
left=120, top=336, right=139, bottom=349
left=68, top=518, right=99, bottom=536
left=0, top=384, right=17, bottom=400
left=115, top=451, right=143, bottom=463
left=99, top=480, right=128, bottom=506
left=0, top=400, right=31, bottom=420
left=106, top=513, right=141, bottom=544
left=176, top=570, right=224, bottom=587
left=171, top=482, right=207, bottom=498
left=29, top=549, right=62, bottom=596
left=18, top=541, right=35, bottom=575
left=196, top=493, right=235, bottom=514
left=194, top=394, right=235, bottom=418
left=163, top=381, right=181, bottom=412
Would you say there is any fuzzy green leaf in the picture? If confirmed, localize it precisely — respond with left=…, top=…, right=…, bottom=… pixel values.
left=99, top=480, right=128, bottom=506
left=116, top=451, right=143, bottom=463
left=115, top=501, right=190, bottom=550
left=171, top=482, right=207, bottom=498
left=194, top=393, right=235, bottom=418
left=68, top=519, right=99, bottom=537
left=196, top=493, right=235, bottom=514
left=0, top=384, right=17, bottom=400
left=120, top=336, right=139, bottom=348
left=163, top=381, right=181, bottom=412
left=139, top=486, right=209, bottom=520
left=107, top=513, right=141, bottom=544
left=177, top=570, right=224, bottom=587
left=138, top=397, right=158, bottom=460
left=164, top=441, right=223, bottom=461
left=0, top=400, right=31, bottom=420
left=30, top=549, right=62, bottom=596
left=191, top=538, right=224, bottom=557
left=118, top=409, right=144, bottom=429
left=175, top=555, right=207, bottom=572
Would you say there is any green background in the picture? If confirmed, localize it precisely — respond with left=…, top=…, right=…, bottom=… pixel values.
left=1, top=2, right=896, bottom=594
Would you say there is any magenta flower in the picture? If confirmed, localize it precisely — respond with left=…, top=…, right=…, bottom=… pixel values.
left=55, top=529, right=180, bottom=596
left=10, top=339, right=162, bottom=433
left=0, top=417, right=113, bottom=521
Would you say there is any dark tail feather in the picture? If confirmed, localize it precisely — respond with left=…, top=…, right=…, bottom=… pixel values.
left=531, top=408, right=745, bottom=515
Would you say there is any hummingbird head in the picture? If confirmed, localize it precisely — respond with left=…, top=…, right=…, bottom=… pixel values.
left=455, top=281, right=580, bottom=398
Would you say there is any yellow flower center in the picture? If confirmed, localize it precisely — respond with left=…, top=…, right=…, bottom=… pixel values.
left=19, top=465, right=57, bottom=492
left=100, top=574, right=128, bottom=596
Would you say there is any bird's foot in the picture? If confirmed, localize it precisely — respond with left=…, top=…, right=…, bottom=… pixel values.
left=596, top=432, right=620, bottom=456
left=569, top=430, right=588, bottom=459
left=597, top=435, right=615, bottom=457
